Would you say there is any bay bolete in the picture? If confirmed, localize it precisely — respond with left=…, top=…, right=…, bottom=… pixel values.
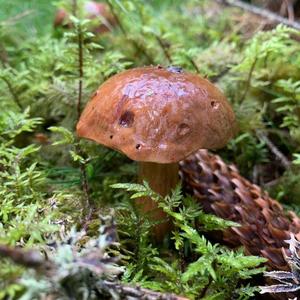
left=77, top=66, right=236, bottom=240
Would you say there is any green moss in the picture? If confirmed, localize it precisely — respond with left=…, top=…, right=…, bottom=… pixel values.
left=1, top=0, right=300, bottom=299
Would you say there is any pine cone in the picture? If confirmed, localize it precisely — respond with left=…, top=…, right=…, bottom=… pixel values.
left=179, top=150, right=300, bottom=271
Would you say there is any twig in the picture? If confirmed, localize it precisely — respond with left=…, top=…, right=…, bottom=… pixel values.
left=216, top=0, right=300, bottom=30
left=0, top=243, right=188, bottom=300
left=0, top=245, right=44, bottom=269
left=264, top=177, right=282, bottom=188
left=72, top=0, right=84, bottom=120
left=198, top=271, right=213, bottom=298
left=198, top=260, right=216, bottom=298
left=105, top=1, right=155, bottom=65
left=187, top=57, right=200, bottom=74
left=155, top=36, right=173, bottom=64
left=252, top=164, right=259, bottom=185
left=77, top=26, right=83, bottom=120
left=72, top=0, right=93, bottom=227
left=256, top=130, right=291, bottom=169
left=75, top=144, right=93, bottom=228
left=72, top=0, right=77, bottom=16
left=0, top=9, right=35, bottom=26
left=0, top=44, right=23, bottom=110
left=282, top=0, right=295, bottom=22
left=209, top=67, right=230, bottom=83
left=0, top=44, right=8, bottom=66
left=240, top=56, right=257, bottom=102
left=0, top=75, right=23, bottom=110
left=102, top=281, right=189, bottom=300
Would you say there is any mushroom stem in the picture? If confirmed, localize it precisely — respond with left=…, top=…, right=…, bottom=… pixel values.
left=136, top=162, right=179, bottom=241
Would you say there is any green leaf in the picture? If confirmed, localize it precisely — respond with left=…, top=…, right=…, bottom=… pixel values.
left=182, top=254, right=216, bottom=282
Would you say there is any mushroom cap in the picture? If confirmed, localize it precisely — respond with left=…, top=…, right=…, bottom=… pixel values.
left=77, top=66, right=236, bottom=163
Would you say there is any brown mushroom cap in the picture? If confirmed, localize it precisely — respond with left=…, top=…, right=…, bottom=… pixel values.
left=77, top=66, right=236, bottom=163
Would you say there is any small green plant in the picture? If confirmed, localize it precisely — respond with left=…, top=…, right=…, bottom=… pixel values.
left=1, top=0, right=300, bottom=299
left=272, top=79, right=300, bottom=141
left=112, top=182, right=266, bottom=299
left=0, top=109, right=57, bottom=298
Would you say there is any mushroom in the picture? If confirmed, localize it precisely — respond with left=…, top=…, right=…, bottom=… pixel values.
left=76, top=66, right=236, bottom=240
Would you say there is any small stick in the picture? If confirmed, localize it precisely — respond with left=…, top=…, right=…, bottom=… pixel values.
left=76, top=144, right=93, bottom=229
left=216, top=0, right=300, bottom=30
left=0, top=10, right=35, bottom=26
left=0, top=245, right=44, bottom=269
left=256, top=130, right=291, bottom=169
left=187, top=57, right=200, bottom=74
left=105, top=1, right=155, bottom=65
left=103, top=281, right=189, bottom=300
left=0, top=45, right=23, bottom=110
left=282, top=0, right=295, bottom=22
left=0, top=44, right=8, bottom=66
left=0, top=76, right=23, bottom=110
left=72, top=0, right=77, bottom=16
left=76, top=25, right=83, bottom=120
left=72, top=0, right=93, bottom=227
left=209, top=67, right=230, bottom=83
left=240, top=56, right=257, bottom=102
left=155, top=36, right=173, bottom=64
left=0, top=244, right=188, bottom=300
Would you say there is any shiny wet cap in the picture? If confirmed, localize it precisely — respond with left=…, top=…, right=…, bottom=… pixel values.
left=76, top=66, right=236, bottom=163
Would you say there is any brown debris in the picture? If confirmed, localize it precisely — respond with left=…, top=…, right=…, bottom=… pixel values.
left=0, top=245, right=45, bottom=269
left=179, top=149, right=300, bottom=271
left=217, top=0, right=300, bottom=30
left=102, top=281, right=189, bottom=300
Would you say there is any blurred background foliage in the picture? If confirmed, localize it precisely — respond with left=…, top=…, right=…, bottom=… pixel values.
left=1, top=0, right=300, bottom=299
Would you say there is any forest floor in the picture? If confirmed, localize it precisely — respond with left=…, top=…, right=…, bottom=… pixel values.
left=1, top=0, right=300, bottom=299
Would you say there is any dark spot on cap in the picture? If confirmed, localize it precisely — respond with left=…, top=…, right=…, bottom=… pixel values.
left=136, top=144, right=141, bottom=150
left=211, top=101, right=219, bottom=109
left=177, top=123, right=190, bottom=136
left=110, top=135, right=113, bottom=139
left=167, top=66, right=183, bottom=73
left=119, top=111, right=134, bottom=127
